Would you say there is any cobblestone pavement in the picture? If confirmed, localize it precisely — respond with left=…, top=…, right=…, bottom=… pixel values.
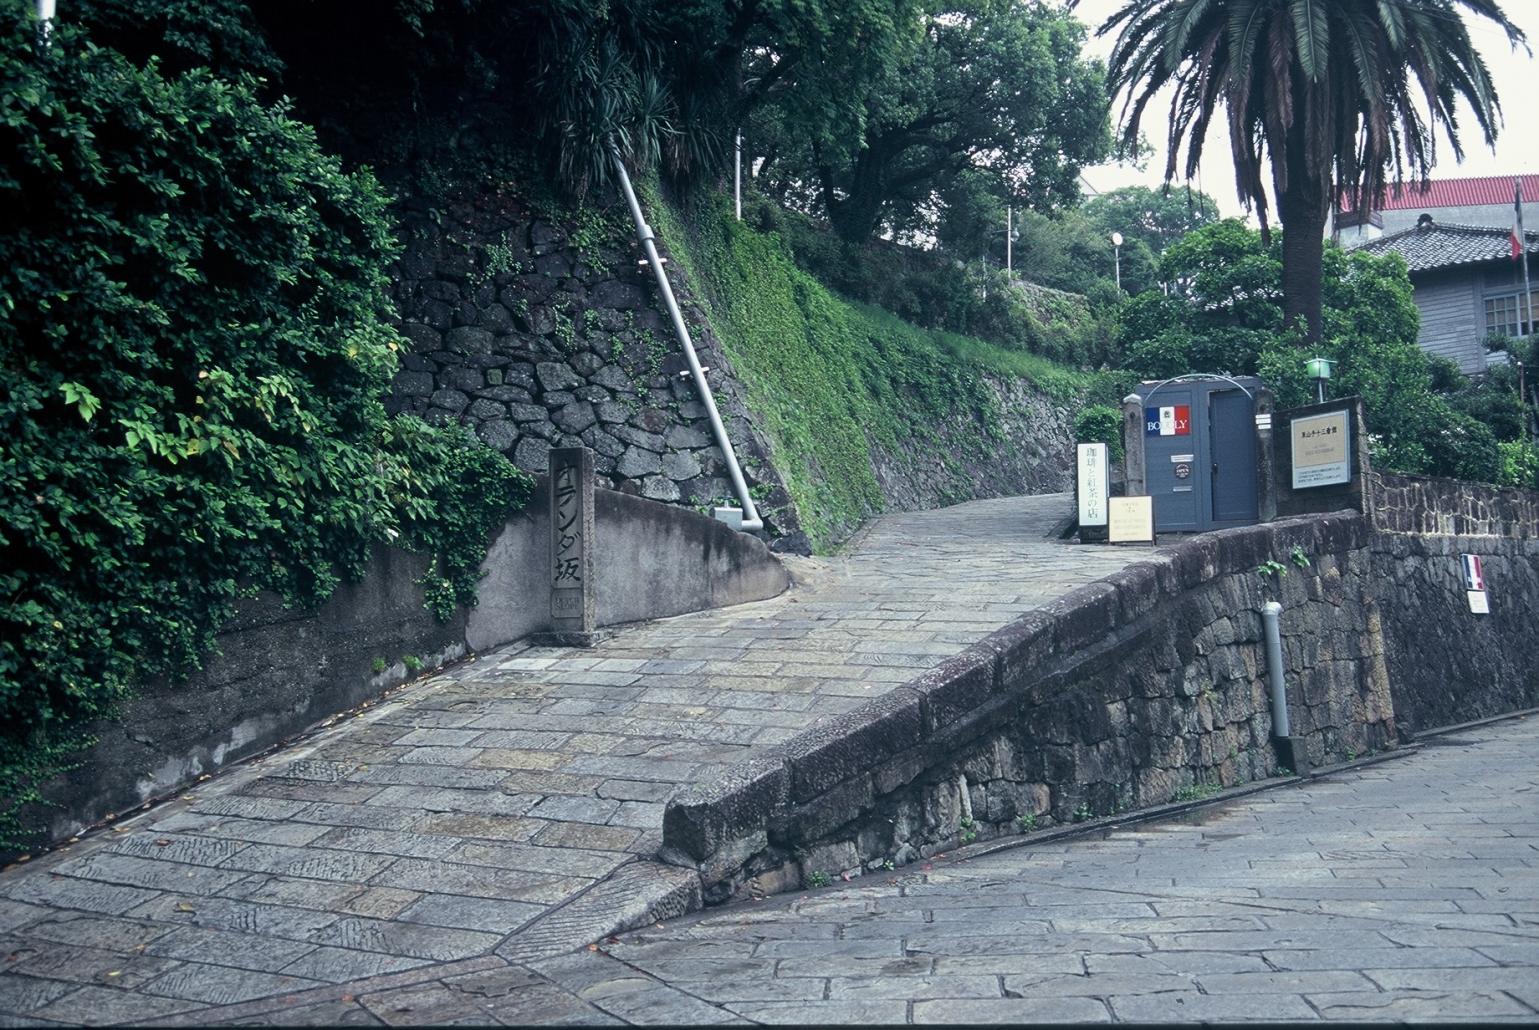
left=0, top=494, right=1161, bottom=1025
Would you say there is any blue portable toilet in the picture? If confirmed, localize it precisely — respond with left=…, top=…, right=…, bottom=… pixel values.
left=1131, top=375, right=1263, bottom=532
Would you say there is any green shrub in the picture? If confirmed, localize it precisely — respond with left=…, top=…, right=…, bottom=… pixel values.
left=0, top=11, right=527, bottom=844
left=1074, top=405, right=1125, bottom=462
left=1498, top=440, right=1539, bottom=489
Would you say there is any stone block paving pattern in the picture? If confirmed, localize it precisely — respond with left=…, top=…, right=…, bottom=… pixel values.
left=0, top=494, right=1158, bottom=1025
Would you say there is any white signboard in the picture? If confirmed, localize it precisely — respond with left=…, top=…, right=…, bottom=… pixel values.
left=1108, top=496, right=1155, bottom=543
left=1077, top=443, right=1108, bottom=527
left=1290, top=410, right=1351, bottom=489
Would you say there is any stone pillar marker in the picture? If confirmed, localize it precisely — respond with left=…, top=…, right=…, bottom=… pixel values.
left=541, top=445, right=606, bottom=647
left=1121, top=394, right=1146, bottom=498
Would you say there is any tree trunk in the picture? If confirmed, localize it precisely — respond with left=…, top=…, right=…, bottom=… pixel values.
left=1273, top=130, right=1331, bottom=347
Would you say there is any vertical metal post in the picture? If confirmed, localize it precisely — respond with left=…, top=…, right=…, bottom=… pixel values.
left=1518, top=180, right=1534, bottom=341
left=734, top=130, right=742, bottom=221
left=1262, top=601, right=1309, bottom=774
left=37, top=0, right=54, bottom=41
left=1006, top=206, right=1012, bottom=278
left=1114, top=243, right=1121, bottom=291
left=1262, top=602, right=1289, bottom=737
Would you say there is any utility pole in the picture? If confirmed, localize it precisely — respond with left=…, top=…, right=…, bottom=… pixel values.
left=1110, top=231, right=1123, bottom=292
left=1006, top=205, right=1012, bottom=278
left=734, top=130, right=742, bottom=221
left=37, top=0, right=54, bottom=41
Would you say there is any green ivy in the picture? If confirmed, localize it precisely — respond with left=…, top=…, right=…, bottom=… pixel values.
left=0, top=11, right=528, bottom=847
left=647, top=183, right=1098, bottom=550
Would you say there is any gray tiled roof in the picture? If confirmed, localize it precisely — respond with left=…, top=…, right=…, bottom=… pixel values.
left=1350, top=220, right=1539, bottom=272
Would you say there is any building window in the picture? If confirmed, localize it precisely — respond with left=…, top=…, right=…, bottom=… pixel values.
left=1484, top=290, right=1539, bottom=338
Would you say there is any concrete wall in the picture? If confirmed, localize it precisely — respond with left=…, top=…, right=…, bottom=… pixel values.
left=664, top=512, right=1395, bottom=901
left=467, top=476, right=791, bottom=650
left=25, top=488, right=787, bottom=852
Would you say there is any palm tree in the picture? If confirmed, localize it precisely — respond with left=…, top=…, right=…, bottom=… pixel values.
left=1094, top=0, right=1526, bottom=344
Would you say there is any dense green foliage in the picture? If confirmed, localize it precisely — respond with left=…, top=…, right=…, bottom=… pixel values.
left=1080, top=185, right=1219, bottom=296
left=745, top=197, right=1117, bottom=367
left=754, top=0, right=1109, bottom=243
left=0, top=10, right=527, bottom=840
left=247, top=0, right=921, bottom=197
left=1101, top=0, right=1524, bottom=343
left=652, top=187, right=1099, bottom=549
left=1114, top=221, right=1507, bottom=481
left=1074, top=405, right=1126, bottom=462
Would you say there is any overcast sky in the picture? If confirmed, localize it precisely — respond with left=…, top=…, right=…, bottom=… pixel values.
left=1070, top=0, right=1539, bottom=220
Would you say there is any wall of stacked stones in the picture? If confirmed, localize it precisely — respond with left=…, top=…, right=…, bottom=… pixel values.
left=384, top=189, right=1077, bottom=552
left=1369, top=470, right=1539, bottom=538
left=1366, top=471, right=1539, bottom=734
left=663, top=512, right=1393, bottom=901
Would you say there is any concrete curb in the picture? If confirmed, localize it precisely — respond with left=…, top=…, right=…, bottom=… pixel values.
left=1412, top=705, right=1539, bottom=741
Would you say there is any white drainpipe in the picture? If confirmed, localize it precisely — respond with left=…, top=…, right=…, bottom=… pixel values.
left=609, top=148, right=763, bottom=532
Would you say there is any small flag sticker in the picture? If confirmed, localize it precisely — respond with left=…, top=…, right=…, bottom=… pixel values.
left=1462, top=553, right=1486, bottom=592
left=1144, top=405, right=1191, bottom=437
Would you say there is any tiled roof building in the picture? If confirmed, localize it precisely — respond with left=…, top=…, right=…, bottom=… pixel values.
left=1349, top=218, right=1538, bottom=373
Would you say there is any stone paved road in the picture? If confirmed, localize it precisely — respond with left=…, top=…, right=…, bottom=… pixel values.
left=0, top=494, right=1158, bottom=1025
left=513, top=715, right=1531, bottom=1026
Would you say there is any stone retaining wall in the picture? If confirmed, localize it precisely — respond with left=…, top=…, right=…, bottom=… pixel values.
left=387, top=190, right=809, bottom=550
left=1371, top=532, right=1539, bottom=735
left=663, top=512, right=1394, bottom=901
left=386, top=188, right=1081, bottom=552
left=1369, top=470, right=1539, bottom=538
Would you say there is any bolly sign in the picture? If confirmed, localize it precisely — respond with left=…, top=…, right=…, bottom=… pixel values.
left=1145, top=405, right=1191, bottom=437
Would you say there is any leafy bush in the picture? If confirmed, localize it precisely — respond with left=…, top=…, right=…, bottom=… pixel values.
left=1074, top=405, right=1125, bottom=462
left=0, top=11, right=527, bottom=842
left=1498, top=440, right=1539, bottom=489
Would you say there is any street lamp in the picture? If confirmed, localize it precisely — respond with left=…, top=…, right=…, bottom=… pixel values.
left=1306, top=356, right=1334, bottom=403
left=1110, top=231, right=1123, bottom=292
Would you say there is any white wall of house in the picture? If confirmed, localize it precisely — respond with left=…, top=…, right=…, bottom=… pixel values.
left=1410, top=269, right=1485, bottom=373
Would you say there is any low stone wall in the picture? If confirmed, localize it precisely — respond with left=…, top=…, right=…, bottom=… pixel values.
left=25, top=488, right=787, bottom=852
left=663, top=512, right=1394, bottom=901
left=1370, top=470, right=1539, bottom=538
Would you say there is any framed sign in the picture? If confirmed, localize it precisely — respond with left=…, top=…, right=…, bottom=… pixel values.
left=1108, top=496, right=1155, bottom=543
left=1290, top=410, right=1351, bottom=489
left=1077, top=443, right=1109, bottom=527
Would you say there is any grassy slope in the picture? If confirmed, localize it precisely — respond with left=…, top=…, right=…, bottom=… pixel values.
left=648, top=188, right=1099, bottom=551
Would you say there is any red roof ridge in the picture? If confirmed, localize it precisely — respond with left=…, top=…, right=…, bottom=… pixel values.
left=1338, top=173, right=1539, bottom=213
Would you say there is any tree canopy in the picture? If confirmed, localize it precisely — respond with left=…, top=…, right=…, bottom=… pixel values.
left=1096, top=0, right=1526, bottom=344
left=752, top=0, right=1111, bottom=242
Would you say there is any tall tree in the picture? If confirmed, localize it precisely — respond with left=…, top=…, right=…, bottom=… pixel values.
left=756, top=0, right=1109, bottom=243
left=1082, top=184, right=1218, bottom=293
left=1093, top=0, right=1525, bottom=344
